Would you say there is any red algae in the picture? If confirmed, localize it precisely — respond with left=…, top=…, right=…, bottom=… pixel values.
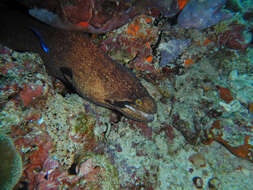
left=20, top=84, right=43, bottom=107
left=129, top=120, right=153, bottom=138
left=203, top=120, right=253, bottom=162
left=217, top=86, right=233, bottom=103
left=219, top=23, right=250, bottom=50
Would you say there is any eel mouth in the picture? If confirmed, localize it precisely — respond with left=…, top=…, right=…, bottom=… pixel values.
left=118, top=96, right=157, bottom=122
left=123, top=104, right=155, bottom=122
left=104, top=95, right=156, bottom=122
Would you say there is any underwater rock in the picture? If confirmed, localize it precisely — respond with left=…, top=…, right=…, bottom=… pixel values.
left=16, top=0, right=179, bottom=33
left=208, top=177, right=222, bottom=190
left=158, top=39, right=191, bottom=67
left=178, top=0, right=232, bottom=30
left=188, top=153, right=206, bottom=169
left=228, top=70, right=253, bottom=104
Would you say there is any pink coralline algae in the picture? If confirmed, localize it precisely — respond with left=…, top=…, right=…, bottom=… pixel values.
left=30, top=156, right=114, bottom=189
left=20, top=83, right=44, bottom=107
left=13, top=129, right=103, bottom=189
left=178, top=0, right=231, bottom=30
left=13, top=133, right=53, bottom=190
left=0, top=46, right=48, bottom=108
left=35, top=158, right=63, bottom=190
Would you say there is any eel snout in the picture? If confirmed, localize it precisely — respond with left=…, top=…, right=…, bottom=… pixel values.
left=105, top=96, right=157, bottom=122
left=122, top=96, right=157, bottom=122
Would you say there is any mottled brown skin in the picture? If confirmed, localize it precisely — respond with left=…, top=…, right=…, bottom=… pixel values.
left=0, top=8, right=156, bottom=121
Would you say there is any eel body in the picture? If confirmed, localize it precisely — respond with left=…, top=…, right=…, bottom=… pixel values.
left=0, top=8, right=156, bottom=122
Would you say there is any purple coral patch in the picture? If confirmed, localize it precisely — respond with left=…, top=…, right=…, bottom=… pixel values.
left=158, top=39, right=191, bottom=67
left=177, top=0, right=232, bottom=30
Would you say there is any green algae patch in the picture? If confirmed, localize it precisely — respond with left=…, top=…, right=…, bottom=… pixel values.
left=73, top=112, right=96, bottom=137
left=0, top=133, right=23, bottom=190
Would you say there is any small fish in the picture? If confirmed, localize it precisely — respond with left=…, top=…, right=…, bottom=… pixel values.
left=37, top=114, right=44, bottom=125
left=30, top=27, right=49, bottom=53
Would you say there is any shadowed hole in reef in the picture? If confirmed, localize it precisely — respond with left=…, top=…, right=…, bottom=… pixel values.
left=14, top=181, right=29, bottom=190
left=166, top=12, right=180, bottom=26
left=68, top=162, right=78, bottom=175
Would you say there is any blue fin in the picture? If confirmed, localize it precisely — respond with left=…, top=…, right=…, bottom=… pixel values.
left=30, top=27, right=49, bottom=53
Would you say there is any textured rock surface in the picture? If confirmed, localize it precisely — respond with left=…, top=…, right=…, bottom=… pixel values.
left=1, top=0, right=253, bottom=188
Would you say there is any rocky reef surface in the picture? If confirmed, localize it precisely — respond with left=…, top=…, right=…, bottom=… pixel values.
left=1, top=0, right=253, bottom=189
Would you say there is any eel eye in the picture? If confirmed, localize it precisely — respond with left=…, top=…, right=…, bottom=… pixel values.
left=105, top=99, right=133, bottom=108
left=135, top=99, right=143, bottom=106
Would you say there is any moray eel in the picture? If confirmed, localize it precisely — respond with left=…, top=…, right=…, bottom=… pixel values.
left=0, top=8, right=156, bottom=122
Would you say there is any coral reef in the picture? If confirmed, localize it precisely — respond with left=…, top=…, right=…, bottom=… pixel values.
left=100, top=14, right=160, bottom=73
left=0, top=45, right=119, bottom=189
left=1, top=0, right=253, bottom=188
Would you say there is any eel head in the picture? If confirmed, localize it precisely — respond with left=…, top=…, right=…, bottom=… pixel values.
left=61, top=66, right=157, bottom=122
left=105, top=95, right=157, bottom=122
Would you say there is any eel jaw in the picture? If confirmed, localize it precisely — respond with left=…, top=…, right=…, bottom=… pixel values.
left=103, top=96, right=156, bottom=122
left=123, top=104, right=155, bottom=122
left=118, top=96, right=157, bottom=122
